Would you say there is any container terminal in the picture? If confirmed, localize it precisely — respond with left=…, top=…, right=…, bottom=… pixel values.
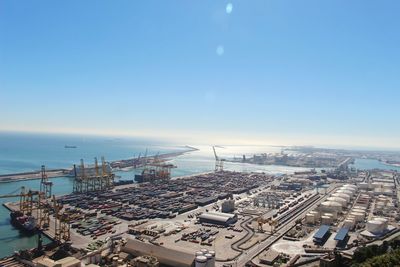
left=0, top=146, right=197, bottom=183
left=1, top=154, right=400, bottom=267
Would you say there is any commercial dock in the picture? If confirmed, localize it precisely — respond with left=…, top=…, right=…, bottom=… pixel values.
left=1, top=149, right=400, bottom=267
left=0, top=146, right=197, bottom=183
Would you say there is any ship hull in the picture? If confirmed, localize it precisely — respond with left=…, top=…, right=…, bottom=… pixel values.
left=10, top=211, right=38, bottom=236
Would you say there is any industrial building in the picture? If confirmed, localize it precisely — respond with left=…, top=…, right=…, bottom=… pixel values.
left=334, top=228, right=349, bottom=247
left=123, top=238, right=195, bottom=267
left=198, top=211, right=237, bottom=226
left=313, top=225, right=331, bottom=245
left=221, top=198, right=235, bottom=213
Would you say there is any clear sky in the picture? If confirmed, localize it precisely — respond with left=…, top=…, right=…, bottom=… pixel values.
left=1, top=1, right=400, bottom=149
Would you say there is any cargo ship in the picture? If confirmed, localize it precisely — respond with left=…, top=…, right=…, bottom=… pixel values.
left=64, top=145, right=77, bottom=149
left=10, top=211, right=38, bottom=235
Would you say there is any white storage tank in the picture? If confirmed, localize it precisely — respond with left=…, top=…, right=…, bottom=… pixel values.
left=204, top=253, right=214, bottom=267
left=353, top=205, right=366, bottom=211
left=336, top=189, right=354, bottom=197
left=306, top=213, right=315, bottom=224
left=321, top=215, right=333, bottom=225
left=343, top=184, right=357, bottom=188
left=195, top=256, right=208, bottom=267
left=343, top=218, right=355, bottom=229
left=310, top=210, right=320, bottom=219
left=331, top=193, right=351, bottom=202
left=367, top=220, right=385, bottom=235
left=342, top=185, right=357, bottom=192
left=200, top=249, right=209, bottom=255
left=208, top=251, right=216, bottom=267
left=371, top=182, right=382, bottom=189
left=374, top=217, right=388, bottom=229
left=359, top=182, right=369, bottom=190
left=320, top=201, right=342, bottom=213
left=324, top=212, right=337, bottom=220
left=196, top=251, right=204, bottom=257
left=350, top=212, right=365, bottom=222
left=327, top=197, right=347, bottom=207
left=352, top=208, right=366, bottom=214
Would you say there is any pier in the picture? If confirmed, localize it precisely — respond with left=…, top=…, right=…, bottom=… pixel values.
left=0, top=146, right=198, bottom=183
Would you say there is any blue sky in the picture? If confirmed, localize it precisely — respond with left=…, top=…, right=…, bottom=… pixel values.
left=1, top=1, right=400, bottom=148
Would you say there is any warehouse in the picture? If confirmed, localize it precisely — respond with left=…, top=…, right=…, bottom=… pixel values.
left=198, top=212, right=238, bottom=226
left=195, top=196, right=217, bottom=206
left=313, top=225, right=331, bottom=245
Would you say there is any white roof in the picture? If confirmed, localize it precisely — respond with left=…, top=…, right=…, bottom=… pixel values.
left=199, top=212, right=235, bottom=223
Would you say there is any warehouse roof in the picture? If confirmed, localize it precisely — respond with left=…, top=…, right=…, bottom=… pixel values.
left=314, top=225, right=330, bottom=240
left=334, top=228, right=349, bottom=241
left=198, top=212, right=236, bottom=223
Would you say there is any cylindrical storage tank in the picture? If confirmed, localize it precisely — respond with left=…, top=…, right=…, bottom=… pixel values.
left=352, top=208, right=366, bottom=214
left=342, top=184, right=357, bottom=190
left=205, top=253, right=213, bottom=267
left=341, top=185, right=356, bottom=191
left=117, top=259, right=123, bottom=266
left=327, top=197, right=347, bottom=207
left=324, top=212, right=337, bottom=220
left=195, top=251, right=204, bottom=257
left=367, top=220, right=385, bottom=235
left=112, top=257, right=118, bottom=267
left=374, top=218, right=388, bottom=229
left=200, top=249, right=209, bottom=255
left=353, top=205, right=366, bottom=211
left=351, top=212, right=365, bottom=222
left=95, top=254, right=101, bottom=263
left=208, top=250, right=216, bottom=267
left=331, top=193, right=351, bottom=202
left=320, top=201, right=342, bottom=213
left=305, top=213, right=315, bottom=224
left=359, top=183, right=369, bottom=189
left=195, top=256, right=208, bottom=267
left=310, top=211, right=320, bottom=219
left=383, top=184, right=394, bottom=189
left=371, top=182, right=382, bottom=189
left=336, top=189, right=354, bottom=197
left=343, top=219, right=354, bottom=229
left=321, top=215, right=332, bottom=225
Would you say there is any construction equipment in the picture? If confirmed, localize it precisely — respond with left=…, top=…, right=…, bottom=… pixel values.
left=0, top=187, right=45, bottom=233
left=135, top=152, right=175, bottom=183
left=39, top=167, right=52, bottom=229
left=257, top=217, right=278, bottom=233
left=212, top=146, right=225, bottom=172
left=73, top=157, right=115, bottom=193
left=40, top=165, right=53, bottom=199
left=53, top=195, right=70, bottom=242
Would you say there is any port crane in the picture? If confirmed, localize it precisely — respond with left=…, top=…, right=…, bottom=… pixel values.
left=0, top=186, right=51, bottom=230
left=212, top=146, right=225, bottom=172
left=73, top=157, right=115, bottom=193
left=257, top=217, right=278, bottom=233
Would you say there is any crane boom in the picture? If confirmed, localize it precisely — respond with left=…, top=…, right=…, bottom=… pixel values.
left=212, top=146, right=219, bottom=160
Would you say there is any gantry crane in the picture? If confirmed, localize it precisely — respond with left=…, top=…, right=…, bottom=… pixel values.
left=257, top=217, right=278, bottom=233
left=38, top=166, right=53, bottom=229
left=53, top=195, right=70, bottom=242
left=101, top=156, right=115, bottom=188
left=0, top=186, right=49, bottom=230
left=73, top=157, right=114, bottom=193
left=213, top=146, right=225, bottom=172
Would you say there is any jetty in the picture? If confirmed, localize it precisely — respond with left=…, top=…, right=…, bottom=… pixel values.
left=0, top=146, right=198, bottom=183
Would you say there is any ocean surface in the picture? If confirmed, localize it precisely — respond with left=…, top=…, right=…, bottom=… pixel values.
left=0, top=132, right=399, bottom=258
